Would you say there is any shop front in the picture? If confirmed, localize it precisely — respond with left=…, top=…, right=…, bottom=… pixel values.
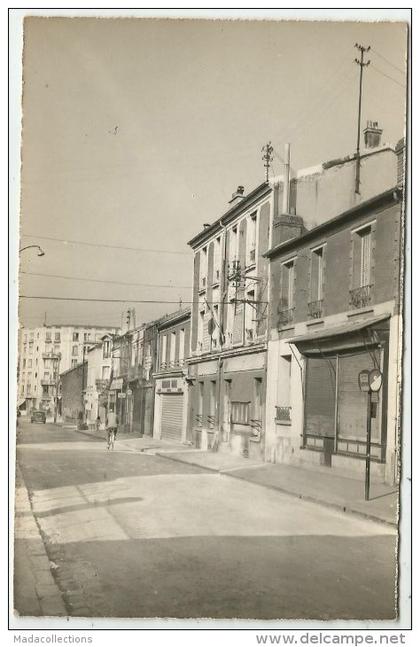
left=294, top=316, right=390, bottom=478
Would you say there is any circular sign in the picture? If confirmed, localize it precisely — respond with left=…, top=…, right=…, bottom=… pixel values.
left=369, top=369, right=383, bottom=392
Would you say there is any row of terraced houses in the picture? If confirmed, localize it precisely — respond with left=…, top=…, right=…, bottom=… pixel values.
left=18, top=122, right=406, bottom=486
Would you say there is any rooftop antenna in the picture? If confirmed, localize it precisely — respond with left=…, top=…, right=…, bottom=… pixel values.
left=261, top=142, right=274, bottom=182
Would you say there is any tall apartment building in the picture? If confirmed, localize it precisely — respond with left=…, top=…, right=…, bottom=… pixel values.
left=17, top=324, right=119, bottom=417
left=186, top=122, right=403, bottom=462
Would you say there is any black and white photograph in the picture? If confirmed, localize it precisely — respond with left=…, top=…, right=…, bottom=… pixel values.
left=9, top=8, right=411, bottom=633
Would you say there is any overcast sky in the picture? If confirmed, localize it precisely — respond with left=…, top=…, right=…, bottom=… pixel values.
left=18, top=16, right=407, bottom=330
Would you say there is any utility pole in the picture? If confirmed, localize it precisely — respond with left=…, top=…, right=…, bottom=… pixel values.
left=354, top=43, right=370, bottom=194
left=261, top=142, right=274, bottom=183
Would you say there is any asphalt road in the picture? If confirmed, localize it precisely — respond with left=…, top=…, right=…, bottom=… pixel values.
left=15, top=420, right=397, bottom=620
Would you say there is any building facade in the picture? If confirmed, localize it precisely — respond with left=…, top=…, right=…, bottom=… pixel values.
left=60, top=362, right=88, bottom=426
left=84, top=334, right=113, bottom=427
left=153, top=309, right=191, bottom=443
left=17, top=324, right=118, bottom=418
left=187, top=183, right=272, bottom=458
left=264, top=187, right=404, bottom=485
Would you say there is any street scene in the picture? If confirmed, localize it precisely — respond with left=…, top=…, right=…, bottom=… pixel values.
left=14, top=15, right=408, bottom=624
left=15, top=419, right=397, bottom=619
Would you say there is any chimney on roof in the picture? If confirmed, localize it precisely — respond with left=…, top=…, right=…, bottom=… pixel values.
left=229, top=185, right=245, bottom=206
left=363, top=120, right=383, bottom=149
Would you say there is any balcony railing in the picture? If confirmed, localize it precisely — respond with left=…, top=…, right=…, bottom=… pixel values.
left=42, top=351, right=61, bottom=360
left=275, top=406, right=292, bottom=423
left=349, top=284, right=373, bottom=309
left=195, top=414, right=203, bottom=427
left=41, top=379, right=56, bottom=386
left=308, top=299, right=323, bottom=319
left=277, top=308, right=295, bottom=328
left=207, top=414, right=215, bottom=429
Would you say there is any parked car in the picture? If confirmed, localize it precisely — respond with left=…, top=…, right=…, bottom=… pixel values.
left=30, top=410, right=46, bottom=424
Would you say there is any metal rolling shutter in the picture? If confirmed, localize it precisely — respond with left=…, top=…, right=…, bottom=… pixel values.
left=337, top=351, right=380, bottom=442
left=304, top=357, right=336, bottom=438
left=160, top=393, right=184, bottom=441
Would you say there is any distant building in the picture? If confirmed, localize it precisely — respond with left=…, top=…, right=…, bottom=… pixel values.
left=84, top=334, right=114, bottom=427
left=153, top=308, right=191, bottom=443
left=60, top=362, right=87, bottom=426
left=17, top=324, right=118, bottom=418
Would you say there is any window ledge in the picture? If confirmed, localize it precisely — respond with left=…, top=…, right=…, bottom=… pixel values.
left=275, top=419, right=292, bottom=426
left=347, top=307, right=374, bottom=318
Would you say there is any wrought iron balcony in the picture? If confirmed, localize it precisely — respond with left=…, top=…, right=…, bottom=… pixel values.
left=308, top=299, right=323, bottom=319
left=349, top=284, right=373, bottom=309
left=275, top=406, right=292, bottom=423
left=207, top=414, right=216, bottom=429
left=277, top=308, right=294, bottom=328
left=195, top=414, right=203, bottom=427
left=42, top=351, right=61, bottom=360
left=41, top=379, right=56, bottom=386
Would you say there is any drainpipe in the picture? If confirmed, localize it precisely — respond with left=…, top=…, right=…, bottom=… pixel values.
left=216, top=218, right=229, bottom=444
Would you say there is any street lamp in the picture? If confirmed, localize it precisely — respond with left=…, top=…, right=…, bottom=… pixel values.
left=19, top=245, right=45, bottom=257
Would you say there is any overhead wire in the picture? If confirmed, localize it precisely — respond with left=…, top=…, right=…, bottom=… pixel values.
left=20, top=270, right=191, bottom=290
left=370, top=47, right=406, bottom=76
left=20, top=233, right=191, bottom=256
left=370, top=64, right=406, bottom=89
left=20, top=295, right=268, bottom=305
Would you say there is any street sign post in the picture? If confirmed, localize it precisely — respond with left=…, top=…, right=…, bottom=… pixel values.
left=358, top=368, right=383, bottom=501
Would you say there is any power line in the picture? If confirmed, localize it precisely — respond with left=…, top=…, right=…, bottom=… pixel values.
left=20, top=295, right=268, bottom=305
left=20, top=270, right=191, bottom=290
left=371, top=47, right=406, bottom=76
left=370, top=64, right=406, bottom=89
left=20, top=233, right=191, bottom=256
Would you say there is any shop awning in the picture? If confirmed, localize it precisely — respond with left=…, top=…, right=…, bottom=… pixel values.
left=285, top=314, right=390, bottom=355
left=109, top=377, right=124, bottom=391
left=17, top=398, right=26, bottom=408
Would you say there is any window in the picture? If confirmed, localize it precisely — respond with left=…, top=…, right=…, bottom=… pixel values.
left=84, top=332, right=91, bottom=342
left=200, top=247, right=208, bottom=290
left=230, top=226, right=238, bottom=261
left=30, top=332, right=34, bottom=341
left=197, top=381, right=204, bottom=426
left=103, top=340, right=111, bottom=359
left=351, top=225, right=373, bottom=308
left=161, top=335, right=167, bottom=368
left=27, top=359, right=32, bottom=368
left=102, top=366, right=110, bottom=380
left=247, top=213, right=257, bottom=265
left=71, top=359, right=78, bottom=368
left=43, top=371, right=50, bottom=380
left=179, top=329, right=185, bottom=365
left=54, top=332, right=60, bottom=342
left=198, top=309, right=205, bottom=350
left=279, top=259, right=295, bottom=325
left=211, top=305, right=219, bottom=350
left=73, top=332, right=79, bottom=341
left=214, top=237, right=222, bottom=283
left=170, top=331, right=176, bottom=366
left=45, top=332, right=51, bottom=342
left=309, top=246, right=324, bottom=318
left=245, top=289, right=255, bottom=342
left=209, top=380, right=216, bottom=428
left=22, top=359, right=26, bottom=369
left=54, top=345, right=60, bottom=354
left=72, top=345, right=78, bottom=356
left=254, top=377, right=263, bottom=422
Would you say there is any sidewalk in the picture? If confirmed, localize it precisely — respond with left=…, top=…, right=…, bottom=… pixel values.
left=74, top=427, right=398, bottom=527
left=157, top=450, right=399, bottom=527
left=14, top=465, right=68, bottom=617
